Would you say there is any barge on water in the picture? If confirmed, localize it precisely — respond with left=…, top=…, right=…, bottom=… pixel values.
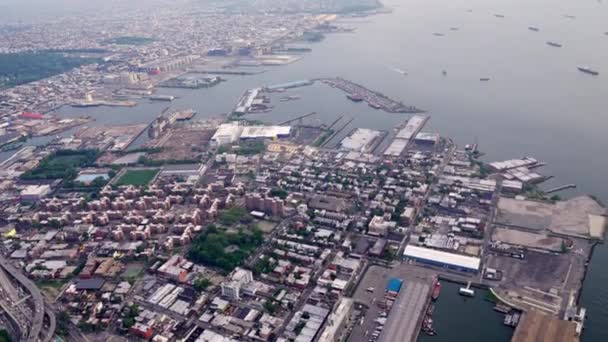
left=577, top=66, right=599, bottom=76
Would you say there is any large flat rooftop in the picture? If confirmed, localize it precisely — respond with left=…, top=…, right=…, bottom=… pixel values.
left=379, top=281, right=430, bottom=342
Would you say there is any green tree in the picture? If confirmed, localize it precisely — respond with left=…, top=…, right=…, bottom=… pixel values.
left=194, top=277, right=212, bottom=291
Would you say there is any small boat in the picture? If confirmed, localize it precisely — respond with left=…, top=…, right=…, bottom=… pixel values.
left=546, top=41, right=563, bottom=48
left=577, top=66, right=599, bottom=76
left=504, top=314, right=513, bottom=326
left=563, top=14, right=576, bottom=19
left=480, top=78, right=490, bottom=81
left=442, top=70, right=447, bottom=76
left=494, top=304, right=511, bottom=314
left=431, top=279, right=441, bottom=301
left=279, top=95, right=301, bottom=102
left=528, top=26, right=540, bottom=32
left=433, top=32, right=445, bottom=37
left=459, top=287, right=475, bottom=297
left=495, top=14, right=505, bottom=18
left=368, top=102, right=382, bottom=109
left=450, top=27, right=459, bottom=31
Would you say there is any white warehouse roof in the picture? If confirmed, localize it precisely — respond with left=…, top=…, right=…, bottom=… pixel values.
left=240, top=126, right=291, bottom=139
left=403, top=245, right=480, bottom=271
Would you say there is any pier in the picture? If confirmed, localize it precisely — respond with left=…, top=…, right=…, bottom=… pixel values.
left=319, top=77, right=425, bottom=113
left=322, top=117, right=354, bottom=147
left=546, top=184, right=576, bottom=194
left=278, top=112, right=317, bottom=125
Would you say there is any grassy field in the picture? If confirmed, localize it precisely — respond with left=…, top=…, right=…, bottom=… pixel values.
left=121, top=263, right=144, bottom=282
left=35, top=279, right=67, bottom=300
left=19, top=149, right=99, bottom=180
left=115, top=169, right=159, bottom=186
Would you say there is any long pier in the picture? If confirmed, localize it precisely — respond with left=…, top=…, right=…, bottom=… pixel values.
left=322, top=116, right=354, bottom=147
left=545, top=184, right=576, bottom=194
left=278, top=112, right=317, bottom=125
left=318, top=77, right=425, bottom=113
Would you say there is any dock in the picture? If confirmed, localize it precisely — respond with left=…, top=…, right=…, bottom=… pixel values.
left=545, top=184, right=576, bottom=194
left=278, top=112, right=317, bottom=125
left=378, top=281, right=431, bottom=342
left=319, top=77, right=424, bottom=113
left=321, top=117, right=354, bottom=147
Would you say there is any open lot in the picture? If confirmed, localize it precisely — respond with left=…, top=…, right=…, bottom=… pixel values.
left=495, top=196, right=606, bottom=239
left=148, top=127, right=215, bottom=161
left=486, top=247, right=588, bottom=316
left=492, top=226, right=566, bottom=252
left=115, top=168, right=159, bottom=186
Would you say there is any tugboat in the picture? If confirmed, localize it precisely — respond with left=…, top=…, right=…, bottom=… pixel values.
left=432, top=279, right=441, bottom=301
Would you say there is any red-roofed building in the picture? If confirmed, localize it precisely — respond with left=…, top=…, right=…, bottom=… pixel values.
left=21, top=112, right=44, bottom=120
left=130, top=323, right=154, bottom=339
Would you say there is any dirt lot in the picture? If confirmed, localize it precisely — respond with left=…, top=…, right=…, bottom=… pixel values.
left=492, top=226, right=565, bottom=252
left=148, top=127, right=215, bottom=161
left=486, top=246, right=589, bottom=316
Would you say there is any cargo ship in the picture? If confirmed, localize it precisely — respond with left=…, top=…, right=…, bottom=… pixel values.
left=347, top=94, right=364, bottom=102
left=546, top=41, right=563, bottom=48
left=577, top=66, right=599, bottom=76
left=149, top=95, right=176, bottom=101
left=431, top=279, right=441, bottom=301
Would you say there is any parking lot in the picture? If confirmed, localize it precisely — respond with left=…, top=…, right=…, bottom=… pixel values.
left=349, top=264, right=435, bottom=342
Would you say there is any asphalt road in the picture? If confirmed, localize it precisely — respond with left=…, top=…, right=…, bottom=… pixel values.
left=0, top=254, right=50, bottom=341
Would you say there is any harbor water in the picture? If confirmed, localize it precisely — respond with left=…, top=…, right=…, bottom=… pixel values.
left=418, top=281, right=513, bottom=342
left=2, top=0, right=607, bottom=340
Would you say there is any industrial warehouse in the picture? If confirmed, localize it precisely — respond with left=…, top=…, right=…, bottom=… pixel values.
left=210, top=122, right=291, bottom=145
left=402, top=245, right=481, bottom=274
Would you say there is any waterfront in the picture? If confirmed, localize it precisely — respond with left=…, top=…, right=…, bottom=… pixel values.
left=418, top=282, right=513, bottom=342
left=2, top=0, right=607, bottom=340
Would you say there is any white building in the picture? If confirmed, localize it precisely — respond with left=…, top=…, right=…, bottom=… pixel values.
left=211, top=123, right=244, bottom=146
left=221, top=268, right=253, bottom=300
left=20, top=185, right=51, bottom=202
left=318, top=298, right=353, bottom=342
